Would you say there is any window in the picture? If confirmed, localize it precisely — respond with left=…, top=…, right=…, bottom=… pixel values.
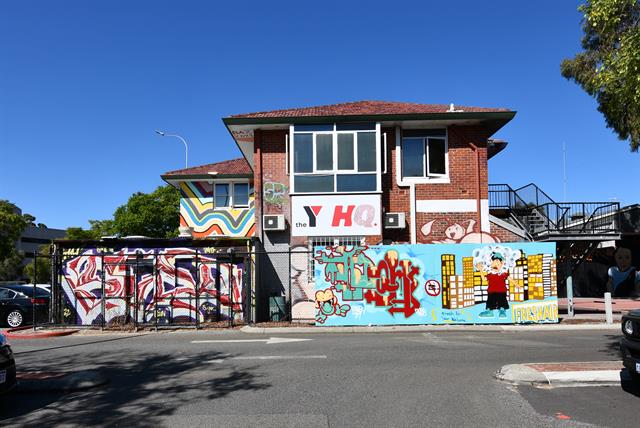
left=401, top=130, right=448, bottom=179
left=214, top=182, right=251, bottom=208
left=308, top=236, right=365, bottom=281
left=215, top=183, right=230, bottom=207
left=292, top=123, right=379, bottom=193
left=233, top=183, right=249, bottom=207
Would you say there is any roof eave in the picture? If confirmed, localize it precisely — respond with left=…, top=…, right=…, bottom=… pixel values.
left=223, top=111, right=516, bottom=126
left=161, top=173, right=253, bottom=182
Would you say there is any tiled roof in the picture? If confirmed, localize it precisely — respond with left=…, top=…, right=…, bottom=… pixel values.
left=228, top=100, right=511, bottom=119
left=163, top=157, right=251, bottom=177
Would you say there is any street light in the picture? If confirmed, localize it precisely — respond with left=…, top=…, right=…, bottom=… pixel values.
left=155, top=130, right=188, bottom=169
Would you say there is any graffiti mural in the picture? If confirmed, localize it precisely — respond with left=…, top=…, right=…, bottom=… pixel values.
left=179, top=181, right=255, bottom=237
left=420, top=218, right=499, bottom=244
left=313, top=242, right=557, bottom=325
left=60, top=247, right=244, bottom=326
left=263, top=180, right=288, bottom=211
left=607, top=247, right=640, bottom=297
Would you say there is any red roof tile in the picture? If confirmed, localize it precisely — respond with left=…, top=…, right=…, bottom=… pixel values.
left=163, top=157, right=251, bottom=177
left=228, top=100, right=511, bottom=119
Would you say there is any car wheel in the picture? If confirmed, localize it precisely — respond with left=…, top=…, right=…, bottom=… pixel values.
left=6, top=310, right=24, bottom=328
left=630, top=371, right=640, bottom=383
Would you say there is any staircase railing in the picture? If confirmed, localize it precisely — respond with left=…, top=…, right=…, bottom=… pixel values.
left=489, top=184, right=621, bottom=237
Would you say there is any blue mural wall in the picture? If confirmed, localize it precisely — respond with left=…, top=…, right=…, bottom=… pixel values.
left=313, top=242, right=557, bottom=325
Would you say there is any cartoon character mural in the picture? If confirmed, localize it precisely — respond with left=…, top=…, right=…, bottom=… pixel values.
left=313, top=242, right=557, bottom=326
left=607, top=247, right=640, bottom=297
left=474, top=246, right=521, bottom=319
left=420, top=218, right=499, bottom=244
left=315, top=289, right=350, bottom=323
left=59, top=247, right=244, bottom=326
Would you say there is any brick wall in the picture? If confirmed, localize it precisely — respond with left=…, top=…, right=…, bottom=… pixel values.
left=255, top=125, right=493, bottom=246
left=490, top=221, right=528, bottom=243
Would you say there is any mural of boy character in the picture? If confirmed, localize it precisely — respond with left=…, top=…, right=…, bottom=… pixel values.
left=607, top=247, right=640, bottom=298
left=477, top=252, right=510, bottom=319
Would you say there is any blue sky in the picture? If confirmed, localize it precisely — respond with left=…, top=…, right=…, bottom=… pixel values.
left=1, top=0, right=637, bottom=229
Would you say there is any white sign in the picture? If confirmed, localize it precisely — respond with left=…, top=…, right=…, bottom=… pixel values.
left=291, top=194, right=381, bottom=236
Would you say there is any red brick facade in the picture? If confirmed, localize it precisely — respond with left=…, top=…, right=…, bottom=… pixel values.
left=254, top=125, right=501, bottom=246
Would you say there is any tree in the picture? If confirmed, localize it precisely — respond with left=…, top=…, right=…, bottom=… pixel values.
left=111, top=185, right=180, bottom=238
left=561, top=0, right=640, bottom=151
left=0, top=200, right=28, bottom=259
left=24, top=245, right=51, bottom=284
left=0, top=200, right=34, bottom=281
left=65, top=185, right=180, bottom=239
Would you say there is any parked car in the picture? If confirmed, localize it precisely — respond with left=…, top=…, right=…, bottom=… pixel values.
left=620, top=309, right=640, bottom=382
left=0, top=332, right=17, bottom=394
left=0, top=284, right=50, bottom=328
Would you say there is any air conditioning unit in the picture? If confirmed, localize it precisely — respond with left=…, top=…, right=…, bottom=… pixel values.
left=263, top=215, right=286, bottom=231
left=384, top=212, right=406, bottom=229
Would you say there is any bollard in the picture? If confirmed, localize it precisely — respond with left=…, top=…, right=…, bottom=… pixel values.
left=604, top=292, right=613, bottom=324
left=566, top=276, right=574, bottom=317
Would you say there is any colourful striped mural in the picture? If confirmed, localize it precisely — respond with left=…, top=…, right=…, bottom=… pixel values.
left=179, top=181, right=255, bottom=238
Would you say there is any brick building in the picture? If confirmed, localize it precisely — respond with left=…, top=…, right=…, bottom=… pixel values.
left=162, top=100, right=626, bottom=317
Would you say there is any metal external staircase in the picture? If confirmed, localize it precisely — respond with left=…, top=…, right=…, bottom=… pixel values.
left=488, top=183, right=621, bottom=241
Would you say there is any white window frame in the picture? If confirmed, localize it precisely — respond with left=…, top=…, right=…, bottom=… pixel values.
left=289, top=123, right=381, bottom=194
left=400, top=129, right=449, bottom=183
left=212, top=180, right=251, bottom=209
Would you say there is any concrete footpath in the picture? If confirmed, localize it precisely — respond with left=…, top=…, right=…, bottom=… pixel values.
left=240, top=321, right=621, bottom=334
left=496, top=361, right=632, bottom=388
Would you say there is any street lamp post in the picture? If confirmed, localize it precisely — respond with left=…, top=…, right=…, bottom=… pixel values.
left=155, top=130, right=188, bottom=169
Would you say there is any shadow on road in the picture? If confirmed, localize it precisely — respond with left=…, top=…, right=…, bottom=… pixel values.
left=0, top=349, right=270, bottom=425
left=12, top=334, right=149, bottom=355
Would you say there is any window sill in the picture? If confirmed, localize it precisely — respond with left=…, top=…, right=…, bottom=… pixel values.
left=290, top=191, right=383, bottom=196
left=400, top=176, right=450, bottom=184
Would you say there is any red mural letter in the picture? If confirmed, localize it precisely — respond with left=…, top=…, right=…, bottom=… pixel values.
left=332, top=205, right=355, bottom=227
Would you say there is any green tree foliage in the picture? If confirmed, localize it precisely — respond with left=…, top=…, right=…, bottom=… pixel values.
left=24, top=245, right=51, bottom=284
left=0, top=200, right=28, bottom=259
left=112, top=185, right=180, bottom=238
left=66, top=185, right=180, bottom=239
left=0, top=251, right=23, bottom=281
left=561, top=0, right=640, bottom=151
left=0, top=200, right=34, bottom=280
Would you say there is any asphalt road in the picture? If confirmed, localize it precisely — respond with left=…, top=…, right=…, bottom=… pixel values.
left=0, top=329, right=638, bottom=427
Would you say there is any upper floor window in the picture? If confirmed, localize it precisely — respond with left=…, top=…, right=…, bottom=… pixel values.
left=401, top=129, right=448, bottom=180
left=292, top=123, right=379, bottom=193
left=214, top=182, right=251, bottom=208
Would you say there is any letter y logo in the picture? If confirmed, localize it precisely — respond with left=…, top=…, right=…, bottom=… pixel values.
left=303, top=206, right=322, bottom=227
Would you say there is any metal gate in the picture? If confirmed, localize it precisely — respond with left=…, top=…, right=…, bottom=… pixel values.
left=53, top=247, right=251, bottom=328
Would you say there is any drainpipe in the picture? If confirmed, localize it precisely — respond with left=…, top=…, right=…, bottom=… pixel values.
left=469, top=142, right=483, bottom=243
left=409, top=183, right=417, bottom=244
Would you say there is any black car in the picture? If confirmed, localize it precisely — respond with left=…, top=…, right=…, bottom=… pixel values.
left=0, top=332, right=17, bottom=393
left=620, top=309, right=640, bottom=382
left=0, top=284, right=50, bottom=328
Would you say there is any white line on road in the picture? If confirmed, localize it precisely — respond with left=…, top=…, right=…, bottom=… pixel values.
left=207, top=355, right=327, bottom=363
left=192, top=337, right=312, bottom=345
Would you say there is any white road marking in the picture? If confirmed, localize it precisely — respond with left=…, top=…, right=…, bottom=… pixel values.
left=192, top=337, right=312, bottom=345
left=207, top=355, right=327, bottom=363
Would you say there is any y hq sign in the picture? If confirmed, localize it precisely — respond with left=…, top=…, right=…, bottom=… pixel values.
left=291, top=194, right=381, bottom=236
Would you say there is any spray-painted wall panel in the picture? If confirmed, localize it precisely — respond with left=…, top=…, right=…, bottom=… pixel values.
left=313, top=242, right=557, bottom=325
left=60, top=247, right=244, bottom=326
left=179, top=181, right=255, bottom=238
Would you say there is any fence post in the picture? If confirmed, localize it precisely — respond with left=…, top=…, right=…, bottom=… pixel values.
left=33, top=252, right=37, bottom=331
left=288, top=249, right=292, bottom=323
left=101, top=251, right=105, bottom=331
left=566, top=276, right=574, bottom=318
left=604, top=292, right=613, bottom=324
left=228, top=257, right=233, bottom=328
left=195, top=250, right=200, bottom=330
